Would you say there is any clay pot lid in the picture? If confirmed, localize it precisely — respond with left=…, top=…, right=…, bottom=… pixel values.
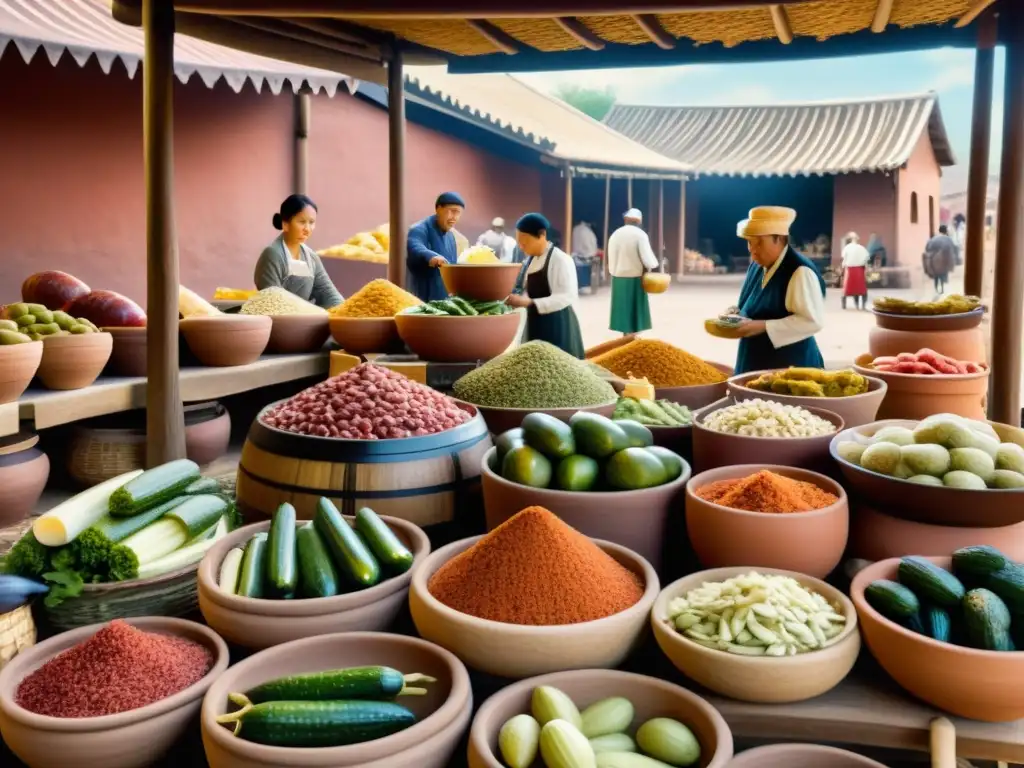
left=0, top=431, right=38, bottom=456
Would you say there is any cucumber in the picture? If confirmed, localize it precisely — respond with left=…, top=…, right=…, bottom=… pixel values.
left=314, top=498, right=380, bottom=588
left=864, top=579, right=920, bottom=621
left=219, top=547, right=244, bottom=594
left=964, top=588, right=1015, bottom=651
left=952, top=545, right=1009, bottom=579
left=216, top=695, right=416, bottom=747
left=354, top=508, right=415, bottom=574
left=244, top=666, right=436, bottom=704
left=237, top=533, right=269, bottom=598
left=984, top=564, right=1024, bottom=614
left=897, top=556, right=965, bottom=608
left=296, top=523, right=340, bottom=599
left=182, top=477, right=222, bottom=496
left=921, top=604, right=952, bottom=643
left=266, top=503, right=298, bottom=599
left=108, top=459, right=201, bottom=516
left=165, top=494, right=231, bottom=539
left=451, top=297, right=478, bottom=316
left=93, top=495, right=187, bottom=543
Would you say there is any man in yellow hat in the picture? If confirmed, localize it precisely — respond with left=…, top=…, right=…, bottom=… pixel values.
left=726, top=206, right=826, bottom=374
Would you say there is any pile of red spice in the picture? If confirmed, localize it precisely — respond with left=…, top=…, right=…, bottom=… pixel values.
left=696, top=470, right=838, bottom=513
left=427, top=506, right=644, bottom=626
left=16, top=620, right=213, bottom=718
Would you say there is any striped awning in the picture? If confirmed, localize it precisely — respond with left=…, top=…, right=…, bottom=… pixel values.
left=0, top=0, right=359, bottom=95
left=604, top=92, right=955, bottom=178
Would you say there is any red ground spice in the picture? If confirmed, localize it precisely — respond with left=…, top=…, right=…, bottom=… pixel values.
left=16, top=620, right=213, bottom=718
left=427, top=506, right=645, bottom=626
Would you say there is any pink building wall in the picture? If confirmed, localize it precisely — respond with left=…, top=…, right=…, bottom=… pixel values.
left=896, top=129, right=943, bottom=271
left=831, top=172, right=896, bottom=263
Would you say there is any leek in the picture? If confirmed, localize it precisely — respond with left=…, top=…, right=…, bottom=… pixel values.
left=135, top=516, right=230, bottom=580
left=33, top=470, right=144, bottom=547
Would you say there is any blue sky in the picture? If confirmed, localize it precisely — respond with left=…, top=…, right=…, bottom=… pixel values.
left=519, top=46, right=1006, bottom=193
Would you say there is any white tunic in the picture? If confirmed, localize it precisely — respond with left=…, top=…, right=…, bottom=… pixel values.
left=760, top=248, right=826, bottom=350
left=476, top=229, right=515, bottom=262
left=525, top=246, right=578, bottom=315
left=841, top=242, right=870, bottom=269
left=571, top=223, right=599, bottom=259
left=607, top=224, right=659, bottom=277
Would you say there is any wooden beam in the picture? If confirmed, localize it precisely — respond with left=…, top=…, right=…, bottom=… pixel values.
left=555, top=17, right=605, bottom=50
left=627, top=176, right=633, bottom=208
left=142, top=0, right=186, bottom=465
left=232, top=16, right=384, bottom=61
left=564, top=164, right=574, bottom=254
left=283, top=16, right=386, bottom=46
left=964, top=9, right=997, bottom=298
left=388, top=53, right=407, bottom=289
left=294, top=91, right=311, bottom=195
left=870, top=0, right=894, bottom=32
left=603, top=174, right=611, bottom=280
left=657, top=179, right=665, bottom=267
left=631, top=14, right=675, bottom=49
left=677, top=179, right=687, bottom=279
left=957, top=0, right=1001, bottom=29
left=768, top=5, right=793, bottom=44
left=467, top=20, right=520, bottom=54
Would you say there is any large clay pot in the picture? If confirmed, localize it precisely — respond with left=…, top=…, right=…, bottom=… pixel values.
left=728, top=370, right=886, bottom=428
left=868, top=325, right=987, bottom=364
left=852, top=364, right=988, bottom=421
left=0, top=434, right=49, bottom=526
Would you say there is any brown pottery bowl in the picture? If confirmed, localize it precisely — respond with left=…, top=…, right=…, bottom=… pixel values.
left=396, top=312, right=520, bottom=363
left=853, top=363, right=989, bottom=421
left=0, top=617, right=228, bottom=768
left=467, top=669, right=733, bottom=768
left=851, top=556, right=1024, bottom=722
left=0, top=433, right=49, bottom=526
left=409, top=535, right=659, bottom=678
left=439, top=263, right=523, bottom=301
left=198, top=516, right=430, bottom=649
left=102, top=327, right=147, bottom=376
left=328, top=316, right=401, bottom=355
left=481, top=446, right=688, bottom=570
left=181, top=315, right=271, bottom=366
left=692, top=398, right=843, bottom=474
left=265, top=314, right=330, bottom=354
left=727, top=369, right=886, bottom=428
left=727, top=744, right=889, bottom=767
left=873, top=308, right=984, bottom=332
left=453, top=398, right=618, bottom=435
left=37, top=332, right=113, bottom=390
left=830, top=419, right=1024, bottom=527
left=654, top=362, right=734, bottom=411
left=0, top=340, right=42, bottom=403
left=652, top=567, right=860, bottom=703
left=868, top=324, right=987, bottom=364
left=685, top=464, right=848, bottom=578
left=200, top=631, right=471, bottom=768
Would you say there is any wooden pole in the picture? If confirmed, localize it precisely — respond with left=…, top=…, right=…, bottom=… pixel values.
left=563, top=163, right=573, bottom=253
left=657, top=179, right=665, bottom=270
left=990, top=2, right=1024, bottom=426
left=678, top=178, right=687, bottom=279
left=294, top=90, right=311, bottom=194
left=627, top=176, right=633, bottom=208
left=387, top=51, right=406, bottom=287
left=603, top=173, right=611, bottom=280
left=964, top=10, right=997, bottom=298
left=142, top=0, right=185, bottom=465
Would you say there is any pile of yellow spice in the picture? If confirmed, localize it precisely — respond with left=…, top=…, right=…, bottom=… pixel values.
left=329, top=279, right=421, bottom=318
left=592, top=338, right=728, bottom=388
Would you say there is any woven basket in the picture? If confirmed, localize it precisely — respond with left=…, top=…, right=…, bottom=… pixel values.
left=0, top=604, right=36, bottom=670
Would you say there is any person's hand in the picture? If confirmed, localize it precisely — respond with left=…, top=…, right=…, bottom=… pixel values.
left=506, top=294, right=532, bottom=308
left=429, top=256, right=447, bottom=268
left=721, top=306, right=740, bottom=319
left=733, top=319, right=767, bottom=338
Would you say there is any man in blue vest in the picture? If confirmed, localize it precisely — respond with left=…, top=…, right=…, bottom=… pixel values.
left=406, top=192, right=465, bottom=301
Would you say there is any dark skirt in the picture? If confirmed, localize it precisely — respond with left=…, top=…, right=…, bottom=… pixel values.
left=527, top=306, right=585, bottom=359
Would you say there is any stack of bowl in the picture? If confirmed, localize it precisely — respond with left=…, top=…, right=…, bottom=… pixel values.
left=853, top=357, right=988, bottom=422
left=869, top=307, right=986, bottom=363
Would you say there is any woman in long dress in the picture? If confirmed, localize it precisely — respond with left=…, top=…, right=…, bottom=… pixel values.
left=840, top=231, right=870, bottom=310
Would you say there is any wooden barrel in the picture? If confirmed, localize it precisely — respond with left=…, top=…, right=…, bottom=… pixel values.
left=236, top=401, right=492, bottom=529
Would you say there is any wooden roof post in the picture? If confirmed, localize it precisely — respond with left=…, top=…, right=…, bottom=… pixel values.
left=964, top=9, right=997, bottom=298
left=294, top=89, right=311, bottom=195
left=627, top=176, right=633, bottom=208
left=143, top=0, right=186, bottom=465
left=387, top=49, right=406, bottom=288
left=990, top=1, right=1024, bottom=426
left=564, top=162, right=573, bottom=254
left=677, top=178, right=687, bottom=280
left=603, top=173, right=611, bottom=279
left=657, top=178, right=665, bottom=270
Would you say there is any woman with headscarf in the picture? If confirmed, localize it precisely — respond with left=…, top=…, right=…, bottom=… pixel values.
left=506, top=213, right=585, bottom=358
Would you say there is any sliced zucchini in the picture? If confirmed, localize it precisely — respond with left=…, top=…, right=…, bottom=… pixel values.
left=108, top=459, right=201, bottom=517
left=93, top=495, right=187, bottom=543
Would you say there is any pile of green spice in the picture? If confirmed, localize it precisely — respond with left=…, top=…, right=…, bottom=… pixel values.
left=453, top=341, right=617, bottom=408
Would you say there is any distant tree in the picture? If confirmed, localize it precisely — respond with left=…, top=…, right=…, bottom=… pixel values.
left=554, top=84, right=616, bottom=121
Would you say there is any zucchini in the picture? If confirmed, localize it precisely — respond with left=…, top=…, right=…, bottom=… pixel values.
left=216, top=694, right=416, bottom=747
left=984, top=564, right=1024, bottom=614
left=865, top=579, right=920, bottom=621
left=135, top=516, right=230, bottom=580
left=244, top=665, right=436, bottom=704
left=963, top=588, right=1015, bottom=651
left=354, top=507, right=415, bottom=574
left=952, top=545, right=1009, bottom=579
left=296, top=523, right=340, bottom=599
left=266, top=503, right=298, bottom=599
left=920, top=604, right=952, bottom=643
left=118, top=494, right=229, bottom=567
left=435, top=299, right=464, bottom=316
left=33, top=469, right=144, bottom=546
left=165, top=494, right=231, bottom=539
left=219, top=547, right=245, bottom=594
left=451, top=297, right=478, bottom=316
left=108, top=459, right=201, bottom=517
left=182, top=476, right=222, bottom=496
left=237, top=533, right=269, bottom=598
left=897, top=557, right=965, bottom=608
left=313, top=498, right=381, bottom=588
left=92, top=495, right=187, bottom=543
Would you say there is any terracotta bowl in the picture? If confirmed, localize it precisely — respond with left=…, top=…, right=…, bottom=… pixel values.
left=37, top=332, right=113, bottom=390
left=102, top=327, right=147, bottom=377
left=685, top=464, right=848, bottom=578
left=868, top=324, right=987, bottom=365
left=652, top=567, right=860, bottom=703
left=453, top=399, right=618, bottom=435
left=830, top=419, right=1024, bottom=527
left=409, top=536, right=659, bottom=678
left=481, top=446, right=689, bottom=570
left=328, top=316, right=401, bottom=355
left=727, top=744, right=888, bottom=767
left=264, top=314, right=330, bottom=354
left=180, top=315, right=272, bottom=367
left=691, top=399, right=844, bottom=474
left=0, top=617, right=228, bottom=768
left=0, top=340, right=42, bottom=403
left=198, top=516, right=430, bottom=650
left=467, top=669, right=734, bottom=768
left=654, top=362, right=734, bottom=411
left=395, top=312, right=520, bottom=363
left=643, top=272, right=672, bottom=294
left=851, top=556, right=1024, bottom=722
left=727, top=370, right=887, bottom=428
left=201, top=632, right=472, bottom=768
left=853, top=363, right=988, bottom=421
left=0, top=433, right=49, bottom=526
left=439, top=263, right=523, bottom=301
left=873, top=308, right=984, bottom=332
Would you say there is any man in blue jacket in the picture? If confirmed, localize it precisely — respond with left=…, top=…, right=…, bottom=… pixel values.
left=406, top=192, right=465, bottom=301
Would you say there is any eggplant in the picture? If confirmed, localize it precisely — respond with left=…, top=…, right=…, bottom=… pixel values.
left=0, top=575, right=49, bottom=613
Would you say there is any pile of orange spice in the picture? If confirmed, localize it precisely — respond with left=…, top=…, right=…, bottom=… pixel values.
left=696, top=470, right=838, bottom=513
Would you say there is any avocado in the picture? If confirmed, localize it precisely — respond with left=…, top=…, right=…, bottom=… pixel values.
left=555, top=454, right=600, bottom=491
left=522, top=412, right=576, bottom=460
left=494, top=427, right=526, bottom=464
left=501, top=444, right=553, bottom=488
left=605, top=447, right=669, bottom=490
left=614, top=419, right=654, bottom=448
left=570, top=411, right=630, bottom=459
left=645, top=446, right=687, bottom=482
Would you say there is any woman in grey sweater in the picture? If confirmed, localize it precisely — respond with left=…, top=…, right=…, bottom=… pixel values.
left=254, top=194, right=344, bottom=308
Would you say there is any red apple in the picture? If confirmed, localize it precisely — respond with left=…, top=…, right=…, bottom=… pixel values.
left=21, top=271, right=91, bottom=310
left=65, top=290, right=147, bottom=328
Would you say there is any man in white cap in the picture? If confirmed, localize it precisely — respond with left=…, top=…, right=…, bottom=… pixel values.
left=476, top=216, right=515, bottom=262
left=607, top=207, right=660, bottom=335
left=725, top=206, right=826, bottom=374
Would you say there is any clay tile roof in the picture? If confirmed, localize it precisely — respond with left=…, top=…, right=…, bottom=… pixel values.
left=604, top=92, right=955, bottom=178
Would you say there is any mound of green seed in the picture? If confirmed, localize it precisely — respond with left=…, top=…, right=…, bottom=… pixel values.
left=453, top=341, right=617, bottom=408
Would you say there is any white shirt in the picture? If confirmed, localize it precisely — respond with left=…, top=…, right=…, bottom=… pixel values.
left=760, top=248, right=826, bottom=350
left=607, top=224, right=659, bottom=277
left=841, top=242, right=870, bottom=269
left=526, top=246, right=578, bottom=315
left=571, top=223, right=599, bottom=259
left=476, top=229, right=515, bottom=262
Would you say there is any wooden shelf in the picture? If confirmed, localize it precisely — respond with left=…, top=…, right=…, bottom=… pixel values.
left=0, top=402, right=18, bottom=438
